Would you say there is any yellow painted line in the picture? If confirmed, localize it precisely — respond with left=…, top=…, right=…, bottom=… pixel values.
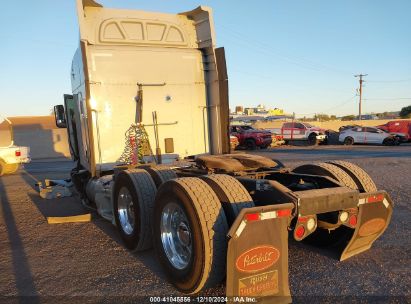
left=47, top=214, right=91, bottom=224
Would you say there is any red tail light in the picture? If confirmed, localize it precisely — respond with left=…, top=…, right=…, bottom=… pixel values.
left=277, top=209, right=292, bottom=217
left=15, top=150, right=21, bottom=157
left=367, top=194, right=384, bottom=203
left=295, top=225, right=305, bottom=239
left=349, top=215, right=357, bottom=226
left=245, top=213, right=260, bottom=221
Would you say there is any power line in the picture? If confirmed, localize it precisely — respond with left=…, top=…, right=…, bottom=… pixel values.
left=291, top=95, right=357, bottom=117
left=367, top=79, right=411, bottom=83
left=364, top=97, right=411, bottom=100
left=219, top=24, right=351, bottom=76
left=323, top=95, right=357, bottom=113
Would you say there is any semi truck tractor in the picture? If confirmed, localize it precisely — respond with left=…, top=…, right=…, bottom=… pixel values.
left=54, top=0, right=393, bottom=300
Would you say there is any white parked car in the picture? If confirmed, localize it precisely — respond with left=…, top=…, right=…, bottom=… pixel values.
left=0, top=146, right=30, bottom=175
left=339, top=126, right=397, bottom=146
left=0, top=118, right=30, bottom=176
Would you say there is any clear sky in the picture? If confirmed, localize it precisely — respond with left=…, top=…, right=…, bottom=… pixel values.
left=1, top=0, right=410, bottom=118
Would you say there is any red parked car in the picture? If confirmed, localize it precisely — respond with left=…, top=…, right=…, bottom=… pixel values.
left=230, top=125, right=272, bottom=149
left=377, top=120, right=411, bottom=142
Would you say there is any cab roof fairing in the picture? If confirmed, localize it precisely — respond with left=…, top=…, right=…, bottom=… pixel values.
left=76, top=0, right=215, bottom=50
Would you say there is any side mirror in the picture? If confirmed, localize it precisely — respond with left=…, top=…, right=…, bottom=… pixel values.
left=54, top=105, right=67, bottom=128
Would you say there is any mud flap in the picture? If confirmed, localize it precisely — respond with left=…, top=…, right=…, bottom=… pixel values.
left=226, top=203, right=294, bottom=303
left=340, top=191, right=393, bottom=261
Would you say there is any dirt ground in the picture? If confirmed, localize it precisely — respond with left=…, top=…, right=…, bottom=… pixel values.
left=0, top=146, right=410, bottom=303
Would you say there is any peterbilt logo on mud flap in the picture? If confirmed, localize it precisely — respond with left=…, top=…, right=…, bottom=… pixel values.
left=236, top=245, right=280, bottom=273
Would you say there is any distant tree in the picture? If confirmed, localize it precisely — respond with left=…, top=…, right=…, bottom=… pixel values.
left=330, top=115, right=337, bottom=120
left=376, top=111, right=391, bottom=119
left=300, top=116, right=314, bottom=121
left=314, top=114, right=331, bottom=121
left=341, top=115, right=355, bottom=121
left=399, top=105, right=411, bottom=118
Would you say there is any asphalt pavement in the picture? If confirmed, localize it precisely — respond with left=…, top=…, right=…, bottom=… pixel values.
left=0, top=145, right=410, bottom=303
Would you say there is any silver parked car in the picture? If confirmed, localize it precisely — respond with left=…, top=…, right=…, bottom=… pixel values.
left=339, top=126, right=397, bottom=145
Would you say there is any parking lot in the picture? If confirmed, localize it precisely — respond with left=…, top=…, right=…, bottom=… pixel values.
left=1, top=144, right=410, bottom=303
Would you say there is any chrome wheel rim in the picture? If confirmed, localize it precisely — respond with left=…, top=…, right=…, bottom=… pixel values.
left=160, top=202, right=192, bottom=270
left=118, top=187, right=135, bottom=235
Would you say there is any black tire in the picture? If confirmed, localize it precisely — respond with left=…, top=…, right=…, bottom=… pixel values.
left=145, top=166, right=177, bottom=188
left=326, top=160, right=377, bottom=193
left=153, top=177, right=228, bottom=294
left=200, top=174, right=254, bottom=225
left=292, top=163, right=358, bottom=246
left=245, top=138, right=256, bottom=150
left=308, top=133, right=318, bottom=145
left=383, top=137, right=395, bottom=146
left=343, top=137, right=354, bottom=145
left=113, top=169, right=157, bottom=251
left=292, top=162, right=358, bottom=190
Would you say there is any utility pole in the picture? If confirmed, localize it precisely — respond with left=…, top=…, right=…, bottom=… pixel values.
left=354, top=74, right=367, bottom=121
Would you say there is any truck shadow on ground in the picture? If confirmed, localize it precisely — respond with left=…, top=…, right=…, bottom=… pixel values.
left=90, top=212, right=169, bottom=280
left=289, top=238, right=344, bottom=261
left=20, top=165, right=170, bottom=277
left=0, top=178, right=39, bottom=300
left=23, top=180, right=169, bottom=282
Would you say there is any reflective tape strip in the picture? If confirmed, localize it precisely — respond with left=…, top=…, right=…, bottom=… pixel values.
left=368, top=194, right=385, bottom=203
left=358, top=198, right=367, bottom=206
left=277, top=209, right=292, bottom=217
left=298, top=216, right=308, bottom=223
left=383, top=198, right=389, bottom=209
left=260, top=211, right=277, bottom=220
left=235, top=220, right=247, bottom=238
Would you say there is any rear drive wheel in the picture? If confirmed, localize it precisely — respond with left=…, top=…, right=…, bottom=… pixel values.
left=153, top=178, right=228, bottom=294
left=113, top=169, right=157, bottom=251
left=326, top=160, right=377, bottom=192
left=292, top=162, right=358, bottom=190
left=145, top=166, right=177, bottom=188
left=344, top=137, right=354, bottom=145
left=245, top=139, right=257, bottom=150
left=201, top=174, right=254, bottom=225
left=292, top=162, right=358, bottom=246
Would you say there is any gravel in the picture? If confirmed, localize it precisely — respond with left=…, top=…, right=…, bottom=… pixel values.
left=0, top=145, right=410, bottom=302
